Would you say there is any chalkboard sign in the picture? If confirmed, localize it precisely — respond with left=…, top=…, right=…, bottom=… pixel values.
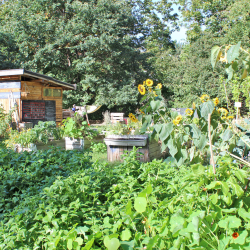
left=22, top=100, right=56, bottom=125
left=45, top=101, right=56, bottom=121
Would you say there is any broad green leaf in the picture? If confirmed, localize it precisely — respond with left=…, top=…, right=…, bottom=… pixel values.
left=120, top=240, right=135, bottom=250
left=210, top=193, right=218, bottom=205
left=227, top=42, right=241, bottom=63
left=193, top=134, right=207, bottom=150
left=75, top=237, right=83, bottom=246
left=233, top=230, right=248, bottom=244
left=150, top=100, right=161, bottom=111
left=211, top=45, right=221, bottom=69
left=138, top=184, right=153, bottom=198
left=82, top=238, right=94, bottom=250
left=134, top=197, right=147, bottom=213
left=159, top=123, right=173, bottom=142
left=153, top=124, right=162, bottom=134
left=201, top=101, right=214, bottom=120
left=226, top=64, right=234, bottom=82
left=167, top=137, right=178, bottom=156
left=238, top=208, right=250, bottom=221
left=218, top=235, right=230, bottom=250
left=235, top=169, right=247, bottom=184
left=126, top=200, right=132, bottom=215
left=147, top=235, right=159, bottom=249
left=191, top=164, right=204, bottom=175
left=67, top=238, right=73, bottom=250
left=218, top=216, right=241, bottom=229
left=221, top=182, right=229, bottom=196
left=230, top=183, right=244, bottom=197
left=186, top=124, right=201, bottom=139
left=105, top=238, right=120, bottom=250
left=121, top=229, right=132, bottom=241
left=241, top=68, right=248, bottom=80
left=193, top=232, right=200, bottom=245
left=221, top=129, right=233, bottom=142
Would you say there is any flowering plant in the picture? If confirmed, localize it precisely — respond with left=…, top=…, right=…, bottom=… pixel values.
left=137, top=79, right=249, bottom=168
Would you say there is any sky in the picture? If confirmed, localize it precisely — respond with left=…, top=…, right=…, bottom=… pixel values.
left=170, top=4, right=187, bottom=42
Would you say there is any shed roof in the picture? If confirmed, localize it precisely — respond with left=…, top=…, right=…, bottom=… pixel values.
left=0, top=69, right=76, bottom=90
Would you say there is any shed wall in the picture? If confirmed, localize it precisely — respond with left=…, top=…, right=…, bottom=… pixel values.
left=20, top=81, right=63, bottom=124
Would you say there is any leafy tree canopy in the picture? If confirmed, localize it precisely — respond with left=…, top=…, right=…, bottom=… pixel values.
left=0, top=0, right=149, bottom=108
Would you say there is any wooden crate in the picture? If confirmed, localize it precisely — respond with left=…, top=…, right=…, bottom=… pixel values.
left=110, top=113, right=124, bottom=123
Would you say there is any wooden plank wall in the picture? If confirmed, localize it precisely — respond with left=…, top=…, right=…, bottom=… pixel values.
left=20, top=81, right=63, bottom=124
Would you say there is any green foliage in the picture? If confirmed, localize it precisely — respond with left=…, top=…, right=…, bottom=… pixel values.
left=0, top=0, right=145, bottom=108
left=1, top=147, right=250, bottom=249
left=63, top=113, right=97, bottom=139
left=90, top=142, right=107, bottom=154
left=6, top=121, right=64, bottom=148
left=138, top=84, right=250, bottom=167
left=0, top=104, right=12, bottom=139
left=153, top=35, right=226, bottom=107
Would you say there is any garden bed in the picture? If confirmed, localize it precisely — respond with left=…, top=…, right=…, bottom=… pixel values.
left=104, top=135, right=168, bottom=162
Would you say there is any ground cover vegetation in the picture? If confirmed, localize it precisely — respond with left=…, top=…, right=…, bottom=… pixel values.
left=1, top=145, right=250, bottom=249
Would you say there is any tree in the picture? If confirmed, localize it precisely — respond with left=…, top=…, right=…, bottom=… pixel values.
left=153, top=33, right=226, bottom=107
left=0, top=0, right=147, bottom=108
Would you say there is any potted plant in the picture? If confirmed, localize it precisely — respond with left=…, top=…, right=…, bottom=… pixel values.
left=63, top=113, right=97, bottom=150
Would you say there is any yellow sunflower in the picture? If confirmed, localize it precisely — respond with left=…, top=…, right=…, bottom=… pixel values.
left=146, top=79, right=153, bottom=87
left=176, top=115, right=182, bottom=121
left=218, top=108, right=229, bottom=116
left=227, top=116, right=234, bottom=120
left=143, top=81, right=146, bottom=85
left=213, top=97, right=219, bottom=106
left=153, top=91, right=158, bottom=97
left=200, top=94, right=210, bottom=103
left=138, top=84, right=146, bottom=95
left=173, top=119, right=179, bottom=125
left=156, top=83, right=162, bottom=89
left=139, top=109, right=145, bottom=115
left=185, top=108, right=193, bottom=116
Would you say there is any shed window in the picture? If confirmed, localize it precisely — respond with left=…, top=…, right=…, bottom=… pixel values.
left=53, top=89, right=61, bottom=97
left=43, top=88, right=61, bottom=97
left=43, top=88, right=52, bottom=97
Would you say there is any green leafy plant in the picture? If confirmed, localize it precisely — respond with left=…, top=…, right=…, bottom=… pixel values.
left=90, top=142, right=107, bottom=154
left=0, top=104, right=12, bottom=139
left=63, top=113, right=97, bottom=140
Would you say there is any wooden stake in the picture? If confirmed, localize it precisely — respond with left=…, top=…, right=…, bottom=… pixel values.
left=208, top=114, right=216, bottom=174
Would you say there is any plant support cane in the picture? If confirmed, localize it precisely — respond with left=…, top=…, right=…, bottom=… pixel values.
left=208, top=114, right=216, bottom=174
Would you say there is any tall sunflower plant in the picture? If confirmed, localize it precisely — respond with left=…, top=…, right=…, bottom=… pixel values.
left=137, top=79, right=250, bottom=167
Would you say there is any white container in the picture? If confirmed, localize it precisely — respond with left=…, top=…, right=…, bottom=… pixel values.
left=65, top=137, right=84, bottom=150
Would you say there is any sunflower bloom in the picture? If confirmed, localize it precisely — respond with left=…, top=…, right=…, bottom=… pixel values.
left=213, top=97, right=219, bottom=106
left=200, top=94, right=210, bottom=103
left=218, top=108, right=229, bottom=116
left=185, top=108, right=193, bottom=116
left=139, top=109, right=145, bottom=115
left=232, top=232, right=239, bottom=239
left=176, top=115, right=182, bottom=121
left=138, top=84, right=146, bottom=95
left=146, top=79, right=153, bottom=87
left=227, top=116, right=234, bottom=120
left=156, top=83, right=162, bottom=89
left=153, top=91, right=158, bottom=97
left=173, top=119, right=179, bottom=125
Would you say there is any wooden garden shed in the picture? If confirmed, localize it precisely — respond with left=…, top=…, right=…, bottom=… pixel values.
left=0, top=69, right=76, bottom=126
